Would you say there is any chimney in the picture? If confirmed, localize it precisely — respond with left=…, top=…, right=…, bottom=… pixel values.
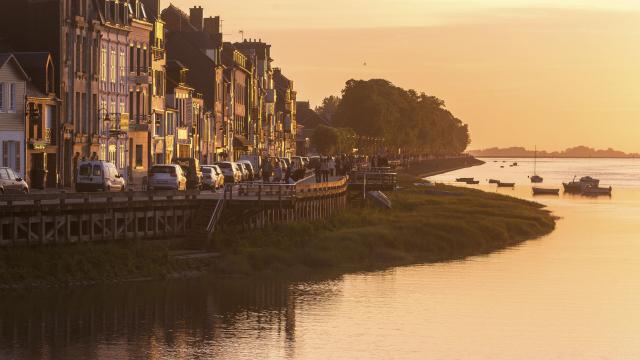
left=203, top=16, right=222, bottom=43
left=203, top=16, right=220, bottom=36
left=189, top=6, right=203, bottom=31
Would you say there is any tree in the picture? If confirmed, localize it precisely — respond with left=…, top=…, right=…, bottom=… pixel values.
left=315, top=95, right=341, bottom=123
left=311, top=125, right=356, bottom=155
left=330, top=79, right=471, bottom=156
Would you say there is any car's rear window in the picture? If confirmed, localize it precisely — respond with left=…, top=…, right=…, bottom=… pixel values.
left=201, top=167, right=212, bottom=173
left=93, top=165, right=102, bottom=176
left=151, top=166, right=176, bottom=174
left=217, top=163, right=231, bottom=169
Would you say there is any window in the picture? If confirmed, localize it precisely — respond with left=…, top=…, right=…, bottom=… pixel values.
left=100, top=48, right=107, bottom=81
left=129, top=45, right=134, bottom=71
left=9, top=83, right=16, bottom=112
left=110, top=50, right=116, bottom=84
left=2, top=141, right=20, bottom=174
left=0, top=82, right=4, bottom=112
left=135, top=144, right=143, bottom=167
left=119, top=50, right=125, bottom=80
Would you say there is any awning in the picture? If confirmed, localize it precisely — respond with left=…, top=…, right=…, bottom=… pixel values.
left=233, top=135, right=252, bottom=149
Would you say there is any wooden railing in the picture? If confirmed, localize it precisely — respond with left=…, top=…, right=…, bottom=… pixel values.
left=223, top=176, right=348, bottom=203
left=0, top=190, right=201, bottom=209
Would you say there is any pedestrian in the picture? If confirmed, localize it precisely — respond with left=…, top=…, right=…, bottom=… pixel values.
left=285, top=160, right=293, bottom=183
left=314, top=158, right=322, bottom=183
left=320, top=158, right=329, bottom=182
left=273, top=162, right=283, bottom=183
left=262, top=158, right=272, bottom=183
left=329, top=156, right=336, bottom=177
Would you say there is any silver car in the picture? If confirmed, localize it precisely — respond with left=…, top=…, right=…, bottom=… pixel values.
left=148, top=164, right=187, bottom=191
left=0, top=167, right=29, bottom=194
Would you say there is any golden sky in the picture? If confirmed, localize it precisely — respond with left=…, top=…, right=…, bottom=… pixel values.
left=163, top=1, right=640, bottom=151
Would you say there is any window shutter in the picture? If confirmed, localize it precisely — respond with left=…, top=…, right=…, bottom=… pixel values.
left=2, top=142, right=7, bottom=167
left=14, top=142, right=20, bottom=173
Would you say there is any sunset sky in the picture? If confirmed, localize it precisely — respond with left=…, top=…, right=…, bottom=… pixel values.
left=162, top=0, right=640, bottom=152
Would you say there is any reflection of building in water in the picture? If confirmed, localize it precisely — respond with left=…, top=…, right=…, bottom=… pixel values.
left=0, top=278, right=295, bottom=358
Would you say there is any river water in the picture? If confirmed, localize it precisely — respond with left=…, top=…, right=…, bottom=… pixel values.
left=1, top=158, right=639, bottom=359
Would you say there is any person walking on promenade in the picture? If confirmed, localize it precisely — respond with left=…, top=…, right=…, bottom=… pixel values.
left=285, top=160, right=293, bottom=183
left=329, top=156, right=336, bottom=177
left=320, top=158, right=329, bottom=182
left=262, top=158, right=272, bottom=183
left=273, top=162, right=283, bottom=183
left=314, top=158, right=322, bottom=183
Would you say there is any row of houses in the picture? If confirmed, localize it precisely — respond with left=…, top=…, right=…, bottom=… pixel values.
left=0, top=0, right=297, bottom=189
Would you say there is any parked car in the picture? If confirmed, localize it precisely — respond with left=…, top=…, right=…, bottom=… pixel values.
left=235, top=162, right=248, bottom=181
left=215, top=162, right=242, bottom=183
left=211, top=165, right=225, bottom=188
left=200, top=166, right=217, bottom=190
left=237, top=160, right=256, bottom=181
left=148, top=164, right=186, bottom=191
left=281, top=157, right=291, bottom=170
left=172, top=157, right=202, bottom=189
left=0, top=167, right=29, bottom=194
left=75, top=160, right=125, bottom=192
left=238, top=155, right=262, bottom=175
left=201, top=165, right=225, bottom=190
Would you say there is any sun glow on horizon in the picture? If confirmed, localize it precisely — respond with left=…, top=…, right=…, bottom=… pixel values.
left=162, top=0, right=640, bottom=152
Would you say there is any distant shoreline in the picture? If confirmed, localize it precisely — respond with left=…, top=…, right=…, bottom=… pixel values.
left=473, top=156, right=640, bottom=159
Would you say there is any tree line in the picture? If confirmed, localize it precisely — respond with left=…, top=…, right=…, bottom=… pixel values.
left=312, top=79, right=470, bottom=156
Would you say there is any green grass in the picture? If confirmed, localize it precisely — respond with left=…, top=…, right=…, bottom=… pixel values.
left=210, top=177, right=556, bottom=275
left=0, top=175, right=556, bottom=287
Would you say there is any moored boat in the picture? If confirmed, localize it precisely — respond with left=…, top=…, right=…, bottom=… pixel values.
left=532, top=187, right=560, bottom=195
left=488, top=179, right=500, bottom=184
left=582, top=186, right=612, bottom=196
left=497, top=182, right=515, bottom=187
left=465, top=180, right=480, bottom=185
left=530, top=147, right=543, bottom=183
left=456, top=177, right=474, bottom=183
left=530, top=175, right=543, bottom=183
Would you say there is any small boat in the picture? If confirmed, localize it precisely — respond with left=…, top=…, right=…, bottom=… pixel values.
left=563, top=181, right=583, bottom=193
left=512, top=162, right=518, bottom=166
left=532, top=187, right=560, bottom=195
left=456, top=177, right=474, bottom=183
left=500, top=166, right=504, bottom=168
left=530, top=147, right=543, bottom=183
left=497, top=182, right=515, bottom=188
left=582, top=186, right=612, bottom=196
left=366, top=191, right=392, bottom=208
left=488, top=179, right=500, bottom=184
left=563, top=176, right=601, bottom=193
left=465, top=180, right=480, bottom=185
left=530, top=175, right=543, bottom=183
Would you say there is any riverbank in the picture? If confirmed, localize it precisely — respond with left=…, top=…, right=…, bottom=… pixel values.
left=0, top=169, right=555, bottom=288
left=401, top=156, right=485, bottom=178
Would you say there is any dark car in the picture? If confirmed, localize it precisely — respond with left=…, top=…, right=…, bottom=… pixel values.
left=0, top=167, right=29, bottom=194
left=171, top=157, right=203, bottom=190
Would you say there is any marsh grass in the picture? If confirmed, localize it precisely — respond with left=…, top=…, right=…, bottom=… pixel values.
left=0, top=175, right=556, bottom=287
left=210, top=179, right=556, bottom=275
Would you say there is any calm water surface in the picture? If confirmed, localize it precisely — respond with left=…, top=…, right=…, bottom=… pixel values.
left=2, top=158, right=640, bottom=359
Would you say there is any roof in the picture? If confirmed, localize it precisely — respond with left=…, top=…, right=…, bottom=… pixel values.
left=13, top=52, right=51, bottom=94
left=0, top=53, right=30, bottom=80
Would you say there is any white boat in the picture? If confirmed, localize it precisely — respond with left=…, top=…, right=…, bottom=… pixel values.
left=367, top=191, right=392, bottom=208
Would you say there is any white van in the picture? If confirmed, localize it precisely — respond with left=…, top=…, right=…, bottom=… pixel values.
left=75, top=160, right=126, bottom=192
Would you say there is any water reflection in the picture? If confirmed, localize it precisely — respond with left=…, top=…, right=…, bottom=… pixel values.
left=3, top=158, right=640, bottom=359
left=0, top=277, right=322, bottom=359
